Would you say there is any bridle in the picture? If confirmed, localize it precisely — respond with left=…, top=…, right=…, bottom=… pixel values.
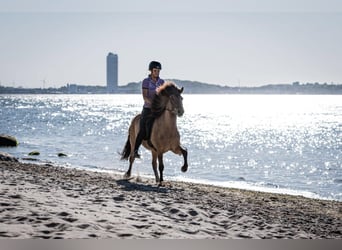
left=165, top=94, right=182, bottom=115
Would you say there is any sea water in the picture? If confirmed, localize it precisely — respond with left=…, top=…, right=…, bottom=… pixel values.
left=0, top=94, right=341, bottom=201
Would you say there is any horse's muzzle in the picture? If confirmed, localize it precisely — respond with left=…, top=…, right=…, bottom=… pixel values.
left=177, top=109, right=184, bottom=117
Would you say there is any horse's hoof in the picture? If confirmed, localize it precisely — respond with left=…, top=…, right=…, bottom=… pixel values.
left=181, top=165, right=188, bottom=172
left=159, top=181, right=171, bottom=187
left=123, top=173, right=131, bottom=179
left=136, top=176, right=142, bottom=182
left=159, top=181, right=169, bottom=187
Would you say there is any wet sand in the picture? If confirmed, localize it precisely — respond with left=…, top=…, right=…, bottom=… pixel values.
left=0, top=160, right=341, bottom=239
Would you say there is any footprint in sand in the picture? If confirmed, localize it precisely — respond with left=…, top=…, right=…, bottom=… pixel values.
left=8, top=194, right=22, bottom=199
left=36, top=216, right=50, bottom=221
left=56, top=211, right=77, bottom=223
left=133, top=224, right=151, bottom=229
left=16, top=216, right=28, bottom=222
left=35, top=235, right=51, bottom=239
left=169, top=208, right=180, bottom=214
left=113, top=195, right=125, bottom=202
left=58, top=211, right=70, bottom=217
left=40, top=230, right=51, bottom=235
left=77, top=224, right=90, bottom=229
left=188, top=208, right=199, bottom=216
left=45, top=222, right=60, bottom=228
left=117, top=233, right=133, bottom=238
left=62, top=217, right=78, bottom=223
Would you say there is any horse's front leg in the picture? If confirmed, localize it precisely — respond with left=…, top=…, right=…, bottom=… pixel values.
left=180, top=145, right=188, bottom=172
left=151, top=151, right=160, bottom=183
left=158, top=154, right=164, bottom=184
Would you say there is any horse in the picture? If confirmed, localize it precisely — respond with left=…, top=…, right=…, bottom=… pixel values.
left=120, top=81, right=188, bottom=185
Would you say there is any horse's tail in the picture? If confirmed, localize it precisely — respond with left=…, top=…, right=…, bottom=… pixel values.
left=120, top=135, right=131, bottom=160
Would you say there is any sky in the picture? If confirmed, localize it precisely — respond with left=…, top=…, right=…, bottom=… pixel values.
left=0, top=0, right=342, bottom=88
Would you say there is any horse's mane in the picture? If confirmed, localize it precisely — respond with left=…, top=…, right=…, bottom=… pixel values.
left=151, top=81, right=181, bottom=117
left=156, top=81, right=179, bottom=95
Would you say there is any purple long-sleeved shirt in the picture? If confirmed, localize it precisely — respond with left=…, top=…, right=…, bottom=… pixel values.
left=142, top=76, right=165, bottom=108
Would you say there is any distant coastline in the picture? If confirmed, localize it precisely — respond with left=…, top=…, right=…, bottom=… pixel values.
left=1, top=80, right=341, bottom=95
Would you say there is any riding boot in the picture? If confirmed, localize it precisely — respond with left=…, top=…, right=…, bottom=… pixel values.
left=134, top=107, right=152, bottom=158
left=145, top=117, right=156, bottom=150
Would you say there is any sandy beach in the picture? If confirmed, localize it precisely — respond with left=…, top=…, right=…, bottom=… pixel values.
left=0, top=160, right=341, bottom=239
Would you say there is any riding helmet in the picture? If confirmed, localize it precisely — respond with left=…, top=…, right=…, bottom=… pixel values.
left=149, top=61, right=162, bottom=70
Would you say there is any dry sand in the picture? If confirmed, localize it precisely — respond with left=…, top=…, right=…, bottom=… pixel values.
left=0, top=160, right=341, bottom=239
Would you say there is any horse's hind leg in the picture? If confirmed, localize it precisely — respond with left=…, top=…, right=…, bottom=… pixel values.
left=124, top=135, right=136, bottom=179
left=158, top=154, right=164, bottom=183
left=123, top=115, right=141, bottom=180
left=124, top=154, right=135, bottom=179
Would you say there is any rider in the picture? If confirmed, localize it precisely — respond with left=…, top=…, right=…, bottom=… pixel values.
left=133, top=61, right=165, bottom=158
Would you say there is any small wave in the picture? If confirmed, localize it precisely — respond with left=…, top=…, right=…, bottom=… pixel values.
left=171, top=176, right=329, bottom=201
left=83, top=165, right=98, bottom=169
left=334, top=179, right=342, bottom=184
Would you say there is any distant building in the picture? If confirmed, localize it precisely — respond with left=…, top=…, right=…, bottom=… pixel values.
left=106, top=53, right=118, bottom=93
left=67, top=83, right=78, bottom=94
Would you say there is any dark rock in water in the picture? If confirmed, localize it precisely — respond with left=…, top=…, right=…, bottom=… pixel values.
left=0, top=152, right=18, bottom=162
left=22, top=157, right=39, bottom=161
left=28, top=151, right=40, bottom=156
left=0, top=135, right=18, bottom=147
left=58, top=153, right=67, bottom=157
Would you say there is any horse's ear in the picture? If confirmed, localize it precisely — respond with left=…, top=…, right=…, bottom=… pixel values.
left=179, top=87, right=184, bottom=94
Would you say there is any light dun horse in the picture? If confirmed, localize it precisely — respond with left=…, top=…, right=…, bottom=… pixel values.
left=120, top=81, right=188, bottom=185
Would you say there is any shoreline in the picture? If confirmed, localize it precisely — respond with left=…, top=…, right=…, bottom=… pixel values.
left=22, top=158, right=337, bottom=203
left=0, top=160, right=341, bottom=239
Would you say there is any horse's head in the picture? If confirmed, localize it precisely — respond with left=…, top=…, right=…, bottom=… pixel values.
left=153, top=81, right=184, bottom=117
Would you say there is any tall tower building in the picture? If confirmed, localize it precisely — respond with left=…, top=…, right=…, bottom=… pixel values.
left=106, top=53, right=118, bottom=93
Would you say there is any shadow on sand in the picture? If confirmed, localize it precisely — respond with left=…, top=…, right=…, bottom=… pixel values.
left=115, top=179, right=170, bottom=193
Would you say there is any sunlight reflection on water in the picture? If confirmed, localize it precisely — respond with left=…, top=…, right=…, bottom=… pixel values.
left=0, top=94, right=341, bottom=200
